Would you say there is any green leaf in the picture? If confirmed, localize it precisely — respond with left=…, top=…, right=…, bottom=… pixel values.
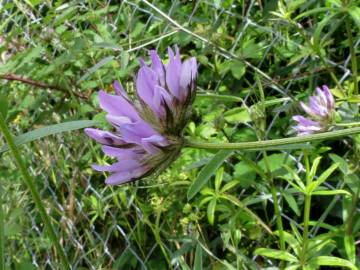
left=308, top=256, right=358, bottom=270
left=77, top=56, right=115, bottom=82
left=0, top=94, right=8, bottom=119
left=0, top=120, right=98, bottom=153
left=230, top=60, right=246, bottom=79
left=193, top=243, right=203, bottom=270
left=312, top=189, right=351, bottom=196
left=344, top=235, right=356, bottom=264
left=214, top=167, right=224, bottom=192
left=329, top=154, right=348, bottom=174
left=207, top=198, right=217, bottom=225
left=259, top=153, right=293, bottom=174
left=309, top=156, right=322, bottom=181
left=187, top=150, right=232, bottom=200
left=223, top=107, right=251, bottom=124
left=254, top=248, right=298, bottom=262
left=313, top=13, right=339, bottom=53
left=283, top=191, right=300, bottom=216
left=348, top=6, right=360, bottom=30
left=309, top=163, right=339, bottom=193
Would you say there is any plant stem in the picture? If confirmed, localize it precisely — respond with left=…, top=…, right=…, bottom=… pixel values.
left=345, top=17, right=358, bottom=96
left=270, top=184, right=285, bottom=251
left=0, top=114, right=70, bottom=270
left=346, top=187, right=360, bottom=236
left=262, top=151, right=285, bottom=252
left=185, top=127, right=360, bottom=150
left=301, top=152, right=312, bottom=266
left=335, top=122, right=360, bottom=127
left=0, top=184, right=4, bottom=270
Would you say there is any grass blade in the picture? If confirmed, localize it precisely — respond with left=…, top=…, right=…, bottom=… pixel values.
left=0, top=120, right=98, bottom=153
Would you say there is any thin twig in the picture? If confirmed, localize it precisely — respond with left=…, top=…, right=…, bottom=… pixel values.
left=0, top=73, right=88, bottom=99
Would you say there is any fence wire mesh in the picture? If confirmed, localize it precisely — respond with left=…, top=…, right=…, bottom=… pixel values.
left=0, top=0, right=358, bottom=269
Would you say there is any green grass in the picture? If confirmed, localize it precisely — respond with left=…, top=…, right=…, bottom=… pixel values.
left=1, top=0, right=360, bottom=269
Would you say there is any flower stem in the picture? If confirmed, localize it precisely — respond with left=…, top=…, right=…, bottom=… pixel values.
left=345, top=17, right=358, bottom=96
left=0, top=114, right=70, bottom=270
left=184, top=127, right=360, bottom=150
left=0, top=183, right=4, bottom=270
left=300, top=152, right=312, bottom=266
left=270, top=183, right=285, bottom=251
left=335, top=122, right=360, bottom=127
left=262, top=151, right=285, bottom=252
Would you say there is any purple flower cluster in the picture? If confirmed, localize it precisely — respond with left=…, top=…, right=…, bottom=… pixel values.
left=293, top=85, right=335, bottom=136
left=85, top=47, right=197, bottom=185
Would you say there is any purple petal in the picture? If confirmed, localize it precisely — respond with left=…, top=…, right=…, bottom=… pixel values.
left=136, top=66, right=159, bottom=114
left=113, top=80, right=128, bottom=98
left=292, top=115, right=320, bottom=127
left=141, top=134, right=168, bottom=154
left=105, top=166, right=150, bottom=185
left=106, top=115, right=132, bottom=128
left=322, top=85, right=334, bottom=111
left=102, top=145, right=143, bottom=158
left=150, top=50, right=165, bottom=87
left=166, top=47, right=182, bottom=99
left=120, top=121, right=159, bottom=145
left=139, top=58, right=146, bottom=67
left=98, top=90, right=139, bottom=121
left=85, top=128, right=125, bottom=146
left=300, top=102, right=319, bottom=118
left=316, top=87, right=328, bottom=106
left=92, top=159, right=141, bottom=172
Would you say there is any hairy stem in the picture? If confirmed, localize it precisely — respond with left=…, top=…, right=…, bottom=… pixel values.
left=185, top=127, right=360, bottom=150
left=0, top=114, right=70, bottom=270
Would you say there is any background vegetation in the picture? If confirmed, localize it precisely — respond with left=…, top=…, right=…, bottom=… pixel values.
left=1, top=0, right=360, bottom=269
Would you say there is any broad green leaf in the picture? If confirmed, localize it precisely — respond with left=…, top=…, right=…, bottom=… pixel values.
left=254, top=248, right=298, bottom=262
left=193, top=243, right=203, bottom=270
left=0, top=120, right=98, bottom=153
left=230, top=60, right=246, bottom=79
left=259, top=153, right=294, bottom=176
left=223, top=107, right=251, bottom=124
left=187, top=150, right=232, bottom=200
left=308, top=256, right=358, bottom=270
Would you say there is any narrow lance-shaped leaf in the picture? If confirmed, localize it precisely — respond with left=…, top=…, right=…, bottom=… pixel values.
left=187, top=150, right=232, bottom=200
left=0, top=120, right=98, bottom=153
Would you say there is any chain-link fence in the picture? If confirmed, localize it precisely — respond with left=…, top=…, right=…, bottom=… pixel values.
left=1, top=0, right=358, bottom=269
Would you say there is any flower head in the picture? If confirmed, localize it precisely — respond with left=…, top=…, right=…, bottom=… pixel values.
left=85, top=46, right=197, bottom=185
left=293, top=85, right=335, bottom=136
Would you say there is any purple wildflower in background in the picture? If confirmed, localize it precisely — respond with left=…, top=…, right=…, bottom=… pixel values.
left=85, top=46, right=197, bottom=185
left=293, top=85, right=335, bottom=136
